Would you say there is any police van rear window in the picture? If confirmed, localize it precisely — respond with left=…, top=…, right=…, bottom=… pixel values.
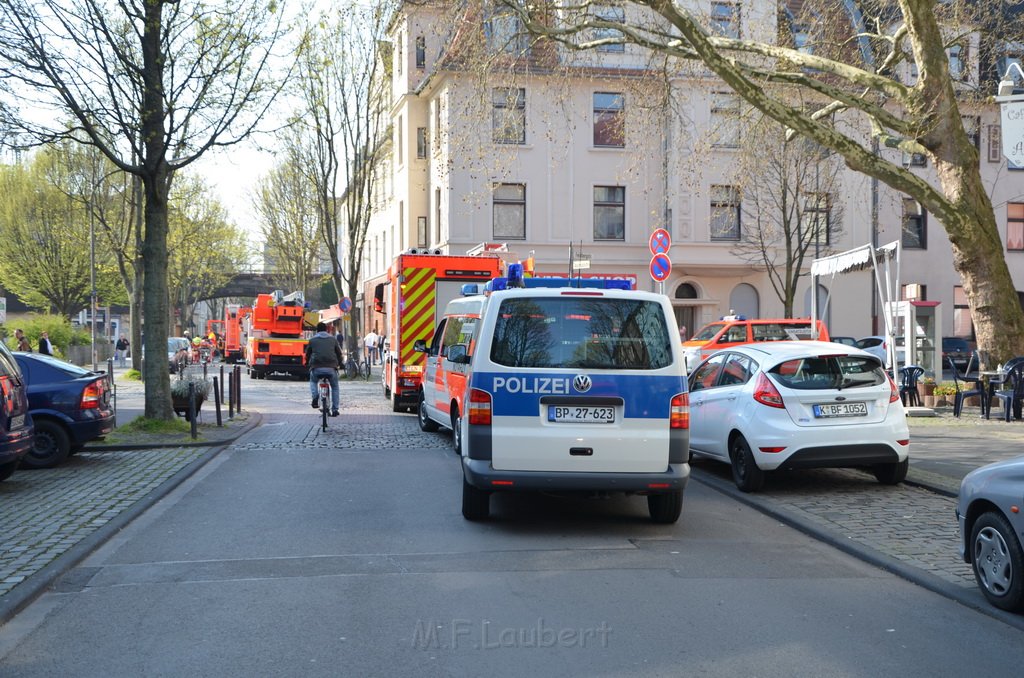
left=489, top=297, right=673, bottom=370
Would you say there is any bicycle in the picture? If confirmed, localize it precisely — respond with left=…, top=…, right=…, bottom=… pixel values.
left=317, top=373, right=333, bottom=431
left=344, top=351, right=360, bottom=380
left=360, top=355, right=372, bottom=381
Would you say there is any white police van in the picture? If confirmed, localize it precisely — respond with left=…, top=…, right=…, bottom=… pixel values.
left=442, top=264, right=690, bottom=522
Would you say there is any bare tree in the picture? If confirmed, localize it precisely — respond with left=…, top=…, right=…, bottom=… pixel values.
left=295, top=1, right=393, bottom=342
left=501, top=0, right=1024, bottom=366
left=0, top=0, right=292, bottom=417
left=732, top=116, right=845, bottom=316
left=254, top=130, right=325, bottom=296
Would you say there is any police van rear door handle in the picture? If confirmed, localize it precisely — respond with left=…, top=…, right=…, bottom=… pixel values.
left=570, top=447, right=593, bottom=456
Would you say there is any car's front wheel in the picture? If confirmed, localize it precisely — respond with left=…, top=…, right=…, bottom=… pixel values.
left=873, top=458, right=908, bottom=485
left=971, top=511, right=1024, bottom=612
left=22, top=419, right=71, bottom=469
left=418, top=394, right=439, bottom=432
left=647, top=490, right=683, bottom=524
left=729, top=434, right=765, bottom=492
left=451, top=407, right=463, bottom=456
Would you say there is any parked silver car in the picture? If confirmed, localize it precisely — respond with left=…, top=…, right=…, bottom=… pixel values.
left=957, top=456, right=1024, bottom=613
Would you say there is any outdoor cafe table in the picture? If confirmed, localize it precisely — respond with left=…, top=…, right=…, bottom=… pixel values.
left=980, top=370, right=1007, bottom=419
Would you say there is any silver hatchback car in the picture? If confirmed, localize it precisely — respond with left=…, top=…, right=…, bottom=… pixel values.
left=957, top=456, right=1024, bottom=613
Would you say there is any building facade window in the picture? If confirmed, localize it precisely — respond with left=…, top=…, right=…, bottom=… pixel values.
left=901, top=198, right=926, bottom=249
left=415, top=36, right=426, bottom=68
left=711, top=2, right=739, bottom=38
left=710, top=185, right=741, bottom=241
left=989, top=125, right=1002, bottom=163
left=485, top=8, right=526, bottom=54
left=710, top=91, right=740, bottom=147
left=416, top=127, right=427, bottom=159
left=948, top=43, right=966, bottom=80
left=962, top=115, right=980, bottom=150
left=593, top=92, right=625, bottom=148
left=1008, top=203, right=1024, bottom=251
left=804, top=192, right=831, bottom=246
left=902, top=151, right=927, bottom=167
left=492, top=183, right=526, bottom=239
left=953, top=285, right=973, bottom=338
left=492, top=87, right=526, bottom=144
left=593, top=186, right=625, bottom=240
left=397, top=115, right=403, bottom=166
left=417, top=216, right=428, bottom=248
left=593, top=5, right=625, bottom=52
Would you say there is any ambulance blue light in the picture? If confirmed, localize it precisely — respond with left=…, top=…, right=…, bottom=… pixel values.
left=461, top=283, right=482, bottom=296
left=489, top=277, right=509, bottom=291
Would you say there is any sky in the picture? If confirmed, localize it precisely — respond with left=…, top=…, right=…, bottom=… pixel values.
left=194, top=139, right=275, bottom=247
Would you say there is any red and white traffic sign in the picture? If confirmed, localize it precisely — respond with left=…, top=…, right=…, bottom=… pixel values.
left=649, top=228, right=671, bottom=256
left=650, top=253, right=672, bottom=282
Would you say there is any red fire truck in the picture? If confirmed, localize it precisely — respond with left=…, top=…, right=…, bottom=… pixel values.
left=245, top=291, right=309, bottom=379
left=376, top=247, right=505, bottom=412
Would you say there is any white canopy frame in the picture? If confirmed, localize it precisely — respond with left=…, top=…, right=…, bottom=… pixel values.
left=810, top=241, right=902, bottom=374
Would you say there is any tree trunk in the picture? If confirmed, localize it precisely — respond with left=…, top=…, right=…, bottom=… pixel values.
left=142, top=174, right=174, bottom=419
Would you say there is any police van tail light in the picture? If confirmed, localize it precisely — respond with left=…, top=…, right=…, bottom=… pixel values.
left=670, top=393, right=689, bottom=429
left=753, top=373, right=785, bottom=408
left=0, top=375, right=13, bottom=415
left=468, top=388, right=492, bottom=425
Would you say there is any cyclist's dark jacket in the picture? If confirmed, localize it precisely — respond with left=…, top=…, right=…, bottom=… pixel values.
left=305, top=332, right=343, bottom=369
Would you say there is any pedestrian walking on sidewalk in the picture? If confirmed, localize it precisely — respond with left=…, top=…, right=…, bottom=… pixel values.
left=115, top=334, right=130, bottom=368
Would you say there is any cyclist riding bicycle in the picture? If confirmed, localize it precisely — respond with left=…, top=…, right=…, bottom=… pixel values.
left=304, top=322, right=344, bottom=417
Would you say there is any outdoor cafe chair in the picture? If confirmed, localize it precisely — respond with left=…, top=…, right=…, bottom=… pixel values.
left=899, top=365, right=924, bottom=407
left=949, top=354, right=986, bottom=417
left=990, top=361, right=1024, bottom=422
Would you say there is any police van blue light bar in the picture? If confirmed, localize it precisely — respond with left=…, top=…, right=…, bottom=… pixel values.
left=486, top=276, right=631, bottom=291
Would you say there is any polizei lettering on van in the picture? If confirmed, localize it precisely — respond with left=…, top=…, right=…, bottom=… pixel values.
left=492, top=376, right=570, bottom=395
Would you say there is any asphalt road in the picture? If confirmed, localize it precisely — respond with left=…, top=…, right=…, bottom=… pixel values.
left=1, top=371, right=1023, bottom=676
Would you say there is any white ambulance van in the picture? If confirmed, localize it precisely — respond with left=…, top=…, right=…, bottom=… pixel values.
left=428, top=265, right=691, bottom=523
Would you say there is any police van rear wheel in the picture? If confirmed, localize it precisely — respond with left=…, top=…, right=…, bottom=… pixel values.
left=647, top=490, right=683, bottom=524
left=418, top=394, right=439, bottom=431
left=462, top=476, right=490, bottom=520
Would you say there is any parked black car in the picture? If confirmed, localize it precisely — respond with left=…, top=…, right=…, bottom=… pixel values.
left=13, top=353, right=115, bottom=469
left=942, top=337, right=972, bottom=370
left=0, top=341, right=33, bottom=481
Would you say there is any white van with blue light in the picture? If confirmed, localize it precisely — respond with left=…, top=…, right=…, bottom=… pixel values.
left=441, top=264, right=691, bottom=522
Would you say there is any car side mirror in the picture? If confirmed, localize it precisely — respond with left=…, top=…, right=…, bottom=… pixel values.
left=413, top=339, right=428, bottom=353
left=446, top=344, right=469, bottom=364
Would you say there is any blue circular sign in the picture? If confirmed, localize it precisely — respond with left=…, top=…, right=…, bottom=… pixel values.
left=649, top=228, right=672, bottom=255
left=650, top=253, right=672, bottom=282
left=339, top=297, right=353, bottom=313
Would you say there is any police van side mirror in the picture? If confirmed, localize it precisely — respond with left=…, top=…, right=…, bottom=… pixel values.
left=413, top=339, right=428, bottom=353
left=446, top=344, right=470, bottom=364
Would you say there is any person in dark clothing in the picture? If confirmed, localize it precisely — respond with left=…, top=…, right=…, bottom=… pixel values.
left=305, top=322, right=344, bottom=415
left=38, top=331, right=54, bottom=355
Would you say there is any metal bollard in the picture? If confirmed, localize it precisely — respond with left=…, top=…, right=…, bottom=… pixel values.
left=235, top=366, right=241, bottom=409
left=188, top=382, right=198, bottom=439
left=213, top=376, right=223, bottom=426
left=227, top=371, right=234, bottom=419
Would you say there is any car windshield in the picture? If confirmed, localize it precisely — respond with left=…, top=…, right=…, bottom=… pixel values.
left=691, top=323, right=726, bottom=341
left=168, top=339, right=186, bottom=352
left=490, top=297, right=673, bottom=370
left=769, top=355, right=885, bottom=390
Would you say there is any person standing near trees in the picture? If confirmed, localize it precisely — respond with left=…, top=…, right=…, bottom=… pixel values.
left=115, top=334, right=130, bottom=368
left=14, top=329, right=31, bottom=352
left=38, top=331, right=53, bottom=356
left=363, top=328, right=379, bottom=366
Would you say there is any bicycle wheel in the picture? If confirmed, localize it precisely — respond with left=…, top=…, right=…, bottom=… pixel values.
left=321, top=394, right=329, bottom=431
left=345, top=359, right=358, bottom=380
left=362, top=360, right=371, bottom=381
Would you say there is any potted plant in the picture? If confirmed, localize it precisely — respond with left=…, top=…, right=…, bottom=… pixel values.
left=917, top=376, right=936, bottom=398
left=933, top=384, right=957, bottom=407
left=171, top=374, right=211, bottom=420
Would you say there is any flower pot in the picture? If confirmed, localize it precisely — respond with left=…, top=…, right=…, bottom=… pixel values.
left=923, top=395, right=936, bottom=408
left=172, top=395, right=205, bottom=421
left=918, top=383, right=936, bottom=397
